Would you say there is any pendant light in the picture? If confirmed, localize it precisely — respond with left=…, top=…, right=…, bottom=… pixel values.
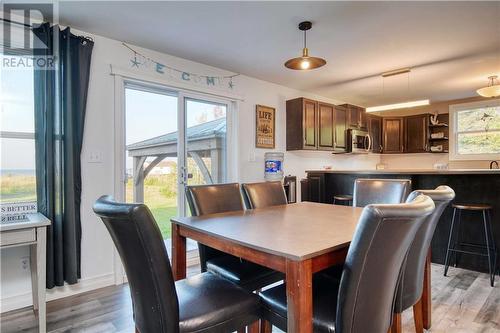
left=477, top=76, right=500, bottom=98
left=284, top=21, right=326, bottom=70
left=366, top=68, right=430, bottom=112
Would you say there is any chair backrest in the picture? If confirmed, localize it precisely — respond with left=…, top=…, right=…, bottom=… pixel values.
left=353, top=178, right=411, bottom=207
left=93, top=196, right=179, bottom=333
left=335, top=195, right=435, bottom=333
left=241, top=181, right=288, bottom=209
left=394, top=186, right=455, bottom=313
left=185, top=183, right=245, bottom=272
left=186, top=183, right=244, bottom=216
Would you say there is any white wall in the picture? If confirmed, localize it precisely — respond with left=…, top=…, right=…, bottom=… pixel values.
left=1, top=29, right=379, bottom=312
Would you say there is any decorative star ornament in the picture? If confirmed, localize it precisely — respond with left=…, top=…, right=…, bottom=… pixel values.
left=131, top=56, right=140, bottom=68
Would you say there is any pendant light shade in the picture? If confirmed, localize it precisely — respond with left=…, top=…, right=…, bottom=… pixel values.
left=285, top=21, right=326, bottom=70
left=477, top=76, right=500, bottom=98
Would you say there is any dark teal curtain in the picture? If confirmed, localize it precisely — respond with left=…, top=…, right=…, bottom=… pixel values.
left=33, top=23, right=94, bottom=288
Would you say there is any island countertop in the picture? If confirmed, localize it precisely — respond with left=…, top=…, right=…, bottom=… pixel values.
left=306, top=168, right=500, bottom=175
left=302, top=168, right=500, bottom=274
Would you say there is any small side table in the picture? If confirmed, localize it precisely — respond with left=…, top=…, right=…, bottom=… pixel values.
left=0, top=213, right=51, bottom=332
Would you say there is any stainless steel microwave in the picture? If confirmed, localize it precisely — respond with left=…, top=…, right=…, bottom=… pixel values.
left=348, top=129, right=372, bottom=153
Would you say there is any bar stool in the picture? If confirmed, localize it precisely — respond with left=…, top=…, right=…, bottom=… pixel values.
left=444, top=203, right=497, bottom=286
left=333, top=194, right=353, bottom=206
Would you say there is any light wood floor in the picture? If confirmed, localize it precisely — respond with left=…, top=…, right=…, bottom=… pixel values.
left=1, top=264, right=499, bottom=333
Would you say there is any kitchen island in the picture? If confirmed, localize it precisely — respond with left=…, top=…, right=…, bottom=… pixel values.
left=304, top=169, right=500, bottom=274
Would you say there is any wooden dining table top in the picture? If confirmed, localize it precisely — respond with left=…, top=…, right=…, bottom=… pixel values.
left=171, top=202, right=364, bottom=261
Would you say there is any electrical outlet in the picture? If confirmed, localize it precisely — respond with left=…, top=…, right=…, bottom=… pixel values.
left=88, top=150, right=103, bottom=163
left=21, top=257, right=30, bottom=271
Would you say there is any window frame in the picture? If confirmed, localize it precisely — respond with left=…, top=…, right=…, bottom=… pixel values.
left=449, top=98, right=500, bottom=161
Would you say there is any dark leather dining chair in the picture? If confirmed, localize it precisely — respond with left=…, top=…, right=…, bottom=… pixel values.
left=186, top=183, right=282, bottom=291
left=241, top=181, right=288, bottom=209
left=353, top=178, right=411, bottom=207
left=93, top=195, right=260, bottom=333
left=259, top=195, right=435, bottom=333
left=392, top=186, right=455, bottom=333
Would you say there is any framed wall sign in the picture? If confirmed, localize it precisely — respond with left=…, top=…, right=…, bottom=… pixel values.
left=255, top=104, right=276, bottom=148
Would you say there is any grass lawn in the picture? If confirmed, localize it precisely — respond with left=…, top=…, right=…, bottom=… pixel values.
left=126, top=175, right=178, bottom=239
left=1, top=173, right=178, bottom=239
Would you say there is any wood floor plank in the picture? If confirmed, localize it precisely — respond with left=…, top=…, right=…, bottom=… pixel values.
left=1, top=264, right=499, bottom=333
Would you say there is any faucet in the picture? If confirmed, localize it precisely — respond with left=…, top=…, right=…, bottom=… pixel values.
left=490, top=161, right=499, bottom=169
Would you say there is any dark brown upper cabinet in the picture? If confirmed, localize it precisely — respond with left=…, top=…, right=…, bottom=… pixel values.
left=286, top=98, right=347, bottom=152
left=367, top=114, right=382, bottom=153
left=286, top=98, right=318, bottom=150
left=340, top=104, right=368, bottom=130
left=318, top=102, right=335, bottom=150
left=405, top=114, right=429, bottom=153
left=382, top=117, right=405, bottom=153
left=334, top=106, right=348, bottom=151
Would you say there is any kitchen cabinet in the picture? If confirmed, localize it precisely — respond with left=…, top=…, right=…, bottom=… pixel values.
left=286, top=98, right=318, bottom=150
left=367, top=115, right=382, bottom=153
left=286, top=98, right=347, bottom=152
left=383, top=117, right=404, bottom=153
left=334, top=106, right=348, bottom=152
left=318, top=102, right=335, bottom=150
left=405, top=114, right=429, bottom=153
left=341, top=104, right=368, bottom=130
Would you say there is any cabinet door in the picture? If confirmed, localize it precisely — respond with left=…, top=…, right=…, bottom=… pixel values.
left=334, top=106, right=348, bottom=151
left=307, top=173, right=325, bottom=203
left=318, top=102, right=335, bottom=150
left=348, top=105, right=360, bottom=128
left=368, top=115, right=382, bottom=153
left=383, top=118, right=404, bottom=153
left=359, top=108, right=368, bottom=130
left=405, top=114, right=429, bottom=153
left=303, top=99, right=317, bottom=149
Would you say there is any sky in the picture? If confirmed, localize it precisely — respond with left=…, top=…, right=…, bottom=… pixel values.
left=0, top=61, right=36, bottom=170
left=0, top=58, right=227, bottom=172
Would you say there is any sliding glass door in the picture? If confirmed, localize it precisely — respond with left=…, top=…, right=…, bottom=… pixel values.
left=122, top=82, right=230, bottom=240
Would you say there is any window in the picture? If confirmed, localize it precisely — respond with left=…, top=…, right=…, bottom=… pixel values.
left=450, top=99, right=500, bottom=160
left=0, top=56, right=37, bottom=214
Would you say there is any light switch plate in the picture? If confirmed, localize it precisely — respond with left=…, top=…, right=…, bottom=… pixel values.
left=248, top=151, right=256, bottom=162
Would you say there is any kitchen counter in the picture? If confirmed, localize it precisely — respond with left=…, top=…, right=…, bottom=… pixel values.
left=303, top=169, right=500, bottom=274
left=306, top=168, right=500, bottom=175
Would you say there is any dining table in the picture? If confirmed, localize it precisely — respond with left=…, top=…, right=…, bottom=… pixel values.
left=171, top=201, right=433, bottom=333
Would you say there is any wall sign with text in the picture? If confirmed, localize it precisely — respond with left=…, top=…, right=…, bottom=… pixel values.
left=255, top=105, right=276, bottom=149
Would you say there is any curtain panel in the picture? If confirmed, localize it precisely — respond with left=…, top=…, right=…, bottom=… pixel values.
left=33, top=23, right=94, bottom=288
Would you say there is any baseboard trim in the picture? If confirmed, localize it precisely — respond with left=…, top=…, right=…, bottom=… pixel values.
left=0, top=272, right=115, bottom=313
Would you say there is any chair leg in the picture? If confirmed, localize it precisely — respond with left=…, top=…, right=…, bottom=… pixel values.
left=483, top=210, right=495, bottom=287
left=455, top=209, right=463, bottom=267
left=413, top=298, right=424, bottom=333
left=390, top=313, right=402, bottom=333
left=247, top=321, right=260, bottom=333
left=237, top=329, right=246, bottom=333
left=444, top=208, right=457, bottom=276
left=260, top=319, right=272, bottom=333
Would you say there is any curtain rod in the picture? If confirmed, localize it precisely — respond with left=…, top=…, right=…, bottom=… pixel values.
left=1, top=17, right=33, bottom=28
left=1, top=18, right=94, bottom=42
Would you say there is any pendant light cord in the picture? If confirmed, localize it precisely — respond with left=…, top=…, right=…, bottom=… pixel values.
left=304, top=30, right=307, bottom=49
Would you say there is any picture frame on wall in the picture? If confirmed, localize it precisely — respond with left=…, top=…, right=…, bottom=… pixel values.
left=255, top=104, right=276, bottom=149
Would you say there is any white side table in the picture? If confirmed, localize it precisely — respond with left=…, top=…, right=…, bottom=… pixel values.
left=0, top=213, right=51, bottom=333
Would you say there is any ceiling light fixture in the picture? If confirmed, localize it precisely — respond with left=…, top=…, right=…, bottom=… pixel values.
left=477, top=75, right=500, bottom=98
left=366, top=99, right=430, bottom=112
left=284, top=21, right=326, bottom=70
